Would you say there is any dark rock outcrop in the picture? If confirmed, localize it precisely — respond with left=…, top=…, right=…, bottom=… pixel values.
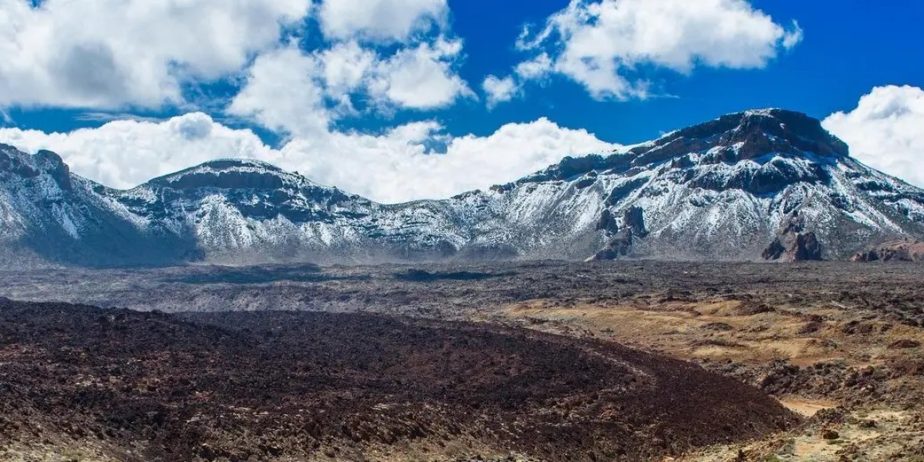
left=591, top=207, right=648, bottom=260
left=596, top=209, right=619, bottom=234
left=591, top=229, right=634, bottom=261
left=622, top=206, right=648, bottom=238
left=763, top=214, right=823, bottom=262
left=852, top=241, right=924, bottom=262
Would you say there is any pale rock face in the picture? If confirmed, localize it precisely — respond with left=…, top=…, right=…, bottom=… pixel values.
left=1, top=109, right=923, bottom=267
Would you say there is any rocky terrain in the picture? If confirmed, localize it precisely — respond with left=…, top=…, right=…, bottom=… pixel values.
left=0, top=298, right=796, bottom=462
left=852, top=240, right=924, bottom=262
left=3, top=109, right=923, bottom=267
left=2, top=261, right=924, bottom=460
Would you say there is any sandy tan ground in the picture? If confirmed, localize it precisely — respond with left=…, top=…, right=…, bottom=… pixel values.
left=487, top=295, right=924, bottom=461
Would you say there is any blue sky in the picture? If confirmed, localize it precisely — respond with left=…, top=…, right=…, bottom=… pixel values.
left=446, top=0, right=924, bottom=142
left=0, top=0, right=922, bottom=202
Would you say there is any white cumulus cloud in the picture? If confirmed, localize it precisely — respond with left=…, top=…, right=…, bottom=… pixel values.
left=823, top=85, right=924, bottom=188
left=318, top=0, right=447, bottom=43
left=0, top=113, right=273, bottom=189
left=482, top=75, right=519, bottom=107
left=280, top=117, right=616, bottom=201
left=0, top=0, right=310, bottom=109
left=228, top=47, right=331, bottom=138
left=515, top=0, right=802, bottom=100
left=367, top=38, right=472, bottom=110
left=515, top=53, right=553, bottom=80
left=228, top=37, right=471, bottom=134
left=0, top=114, right=617, bottom=203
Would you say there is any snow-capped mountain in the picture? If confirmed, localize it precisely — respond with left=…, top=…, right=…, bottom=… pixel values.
left=115, top=159, right=472, bottom=264
left=2, top=109, right=923, bottom=267
left=489, top=108, right=924, bottom=261
left=0, top=145, right=196, bottom=266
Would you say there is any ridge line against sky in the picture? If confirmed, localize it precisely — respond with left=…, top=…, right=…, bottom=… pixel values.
left=0, top=0, right=921, bottom=203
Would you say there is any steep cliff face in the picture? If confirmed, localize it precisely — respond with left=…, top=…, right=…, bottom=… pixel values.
left=2, top=109, right=923, bottom=267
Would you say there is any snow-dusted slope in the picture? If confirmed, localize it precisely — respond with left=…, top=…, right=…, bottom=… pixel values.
left=2, top=109, right=922, bottom=266
left=114, top=159, right=480, bottom=264
left=0, top=144, right=196, bottom=266
left=481, top=109, right=924, bottom=260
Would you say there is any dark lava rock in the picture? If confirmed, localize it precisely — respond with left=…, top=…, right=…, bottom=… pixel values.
left=858, top=419, right=878, bottom=429
left=888, top=339, right=922, bottom=350
left=736, top=302, right=775, bottom=316
left=591, top=207, right=649, bottom=260
left=394, top=269, right=500, bottom=282
left=798, top=321, right=824, bottom=334
left=0, top=299, right=798, bottom=462
left=702, top=322, right=734, bottom=332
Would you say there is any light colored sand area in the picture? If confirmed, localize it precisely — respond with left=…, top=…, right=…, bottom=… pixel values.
left=779, top=397, right=838, bottom=417
left=678, top=408, right=924, bottom=461
left=488, top=296, right=924, bottom=461
left=493, top=297, right=923, bottom=371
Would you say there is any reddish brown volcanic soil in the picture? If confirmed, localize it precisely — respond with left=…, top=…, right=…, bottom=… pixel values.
left=0, top=299, right=795, bottom=461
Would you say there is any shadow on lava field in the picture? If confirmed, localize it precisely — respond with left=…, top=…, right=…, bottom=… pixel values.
left=0, top=299, right=795, bottom=462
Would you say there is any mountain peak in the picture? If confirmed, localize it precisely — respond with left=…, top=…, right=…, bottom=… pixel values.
left=145, top=158, right=296, bottom=190
left=609, top=108, right=847, bottom=173
left=0, top=145, right=73, bottom=190
left=170, top=158, right=286, bottom=176
left=513, top=108, right=851, bottom=187
left=654, top=108, right=849, bottom=160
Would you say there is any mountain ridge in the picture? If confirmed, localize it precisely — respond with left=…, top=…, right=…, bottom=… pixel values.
left=2, top=109, right=923, bottom=267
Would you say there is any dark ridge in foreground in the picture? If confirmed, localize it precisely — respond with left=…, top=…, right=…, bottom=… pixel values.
left=0, top=300, right=796, bottom=461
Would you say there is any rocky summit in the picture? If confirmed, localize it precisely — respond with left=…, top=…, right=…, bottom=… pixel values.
left=2, top=109, right=923, bottom=267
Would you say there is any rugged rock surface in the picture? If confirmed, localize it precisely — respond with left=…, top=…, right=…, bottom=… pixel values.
left=852, top=240, right=924, bottom=262
left=2, top=109, right=923, bottom=266
left=762, top=213, right=823, bottom=262
left=0, top=299, right=796, bottom=461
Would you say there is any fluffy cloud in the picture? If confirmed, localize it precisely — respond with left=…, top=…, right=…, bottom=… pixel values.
left=0, top=113, right=616, bottom=202
left=318, top=0, right=447, bottom=42
left=515, top=0, right=802, bottom=100
left=0, top=0, right=468, bottom=113
left=1, top=0, right=635, bottom=204
left=0, top=0, right=309, bottom=109
left=823, top=85, right=924, bottom=188
left=228, top=47, right=330, bottom=138
left=482, top=75, right=519, bottom=107
left=320, top=41, right=377, bottom=96
left=0, top=113, right=273, bottom=189
left=480, top=54, right=552, bottom=108
left=367, top=38, right=472, bottom=109
left=282, top=117, right=616, bottom=201
left=228, top=37, right=471, bottom=136
left=515, top=53, right=553, bottom=80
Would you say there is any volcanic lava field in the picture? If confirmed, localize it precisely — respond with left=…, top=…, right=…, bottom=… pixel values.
left=2, top=261, right=924, bottom=461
